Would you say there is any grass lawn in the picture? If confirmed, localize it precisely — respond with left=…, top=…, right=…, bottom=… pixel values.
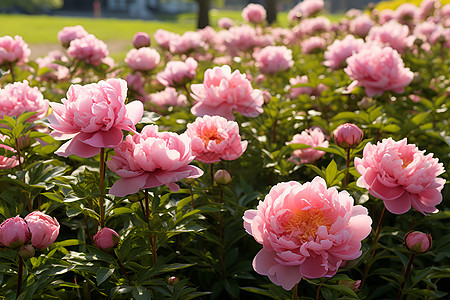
left=1, top=10, right=343, bottom=60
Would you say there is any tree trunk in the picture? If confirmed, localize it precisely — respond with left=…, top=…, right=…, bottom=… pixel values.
left=196, top=0, right=210, bottom=29
left=265, top=0, right=277, bottom=24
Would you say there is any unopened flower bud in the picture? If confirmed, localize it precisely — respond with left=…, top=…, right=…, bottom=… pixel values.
left=168, top=276, right=179, bottom=285
left=334, top=123, right=364, bottom=149
left=18, top=244, right=35, bottom=259
left=214, top=169, right=232, bottom=185
left=0, top=216, right=30, bottom=249
left=338, top=280, right=361, bottom=291
left=405, top=231, right=432, bottom=253
left=133, top=32, right=150, bottom=49
left=93, top=228, right=120, bottom=252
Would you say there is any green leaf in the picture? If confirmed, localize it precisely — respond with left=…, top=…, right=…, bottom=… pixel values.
left=132, top=286, right=152, bottom=300
left=323, top=284, right=358, bottom=298
left=113, top=207, right=134, bottom=216
left=325, top=160, right=338, bottom=187
left=96, top=267, right=115, bottom=286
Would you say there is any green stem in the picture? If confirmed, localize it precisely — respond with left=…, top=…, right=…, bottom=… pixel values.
left=397, top=253, right=416, bottom=300
left=292, top=283, right=298, bottom=300
left=9, top=63, right=16, bottom=82
left=190, top=185, right=195, bottom=209
left=316, top=284, right=322, bottom=300
left=116, top=255, right=131, bottom=283
left=16, top=256, right=23, bottom=300
left=210, top=163, right=215, bottom=201
left=344, top=148, right=351, bottom=188
left=98, top=148, right=106, bottom=228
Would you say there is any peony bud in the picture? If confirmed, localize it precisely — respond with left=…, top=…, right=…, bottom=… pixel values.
left=334, top=123, right=364, bottom=149
left=133, top=32, right=150, bottom=49
left=93, top=228, right=120, bottom=252
left=168, top=276, right=179, bottom=285
left=17, top=244, right=35, bottom=259
left=0, top=216, right=30, bottom=249
left=405, top=231, right=432, bottom=253
left=25, top=211, right=60, bottom=249
left=214, top=169, right=232, bottom=185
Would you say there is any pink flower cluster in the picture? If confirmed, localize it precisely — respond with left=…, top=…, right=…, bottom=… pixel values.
left=107, top=125, right=203, bottom=196
left=243, top=177, right=372, bottom=290
left=0, top=80, right=49, bottom=122
left=190, top=65, right=264, bottom=120
left=125, top=47, right=160, bottom=72
left=367, top=21, right=410, bottom=53
left=288, top=127, right=328, bottom=164
left=323, top=35, right=365, bottom=70
left=67, top=34, right=109, bottom=66
left=36, top=50, right=70, bottom=82
left=288, top=0, right=324, bottom=21
left=57, top=25, right=89, bottom=48
left=169, top=31, right=204, bottom=54
left=185, top=115, right=247, bottom=164
left=156, top=58, right=198, bottom=87
left=355, top=138, right=445, bottom=215
left=149, top=88, right=187, bottom=108
left=345, top=45, right=414, bottom=97
left=0, top=212, right=59, bottom=252
left=349, top=15, right=375, bottom=37
left=253, top=45, right=294, bottom=75
left=48, top=78, right=143, bottom=158
left=301, top=36, right=326, bottom=54
left=242, top=3, right=266, bottom=24
left=0, top=35, right=31, bottom=66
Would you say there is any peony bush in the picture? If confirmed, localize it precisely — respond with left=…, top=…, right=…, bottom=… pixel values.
left=0, top=0, right=449, bottom=299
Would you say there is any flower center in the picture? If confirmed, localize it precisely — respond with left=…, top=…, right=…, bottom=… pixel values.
left=400, top=155, right=414, bottom=169
left=284, top=208, right=332, bottom=243
left=200, top=128, right=224, bottom=147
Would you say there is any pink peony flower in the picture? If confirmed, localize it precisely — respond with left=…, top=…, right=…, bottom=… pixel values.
left=0, top=35, right=31, bottom=66
left=253, top=46, right=293, bottom=75
left=345, top=45, right=414, bottom=97
left=0, top=216, right=30, bottom=249
left=218, top=17, right=234, bottom=29
left=323, top=35, right=365, bottom=70
left=48, top=78, right=144, bottom=158
left=289, top=75, right=314, bottom=98
left=125, top=47, right=160, bottom=72
left=301, top=36, right=326, bottom=54
left=413, top=21, right=438, bottom=42
left=57, top=25, right=89, bottom=48
left=405, top=231, right=432, bottom=253
left=294, top=17, right=331, bottom=37
left=126, top=72, right=148, bottom=102
left=154, top=29, right=178, bottom=50
left=36, top=50, right=70, bottom=82
left=349, top=14, right=375, bottom=37
left=67, top=34, right=109, bottom=66
left=221, top=25, right=261, bottom=55
left=334, top=123, right=363, bottom=149
left=185, top=115, right=247, bottom=164
left=418, top=0, right=439, bottom=20
left=25, top=211, right=60, bottom=249
left=242, top=3, right=267, bottom=24
left=288, top=0, right=324, bottom=22
left=0, top=134, right=20, bottom=169
left=107, top=125, right=203, bottom=196
left=0, top=80, right=49, bottom=122
left=190, top=65, right=264, bottom=120
left=93, top=227, right=120, bottom=252
left=149, top=87, right=187, bottom=108
left=133, top=31, right=150, bottom=48
left=169, top=31, right=204, bottom=54
left=378, top=9, right=395, bottom=24
left=355, top=138, right=445, bottom=215
left=156, top=57, right=198, bottom=87
left=366, top=21, right=410, bottom=53
left=288, top=127, right=329, bottom=164
left=243, top=176, right=372, bottom=290
left=395, top=3, right=418, bottom=24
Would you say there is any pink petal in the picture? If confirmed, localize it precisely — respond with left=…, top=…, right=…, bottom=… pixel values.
left=108, top=174, right=149, bottom=197
left=125, top=101, right=144, bottom=125
left=370, top=177, right=404, bottom=200
left=300, top=255, right=328, bottom=279
left=383, top=192, right=411, bottom=214
left=81, top=127, right=123, bottom=148
left=243, top=210, right=257, bottom=235
left=55, top=136, right=100, bottom=158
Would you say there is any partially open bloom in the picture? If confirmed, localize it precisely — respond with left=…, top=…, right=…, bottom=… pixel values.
left=323, top=35, right=365, bottom=70
left=190, top=65, right=263, bottom=120
left=125, top=47, right=160, bottom=72
left=0, top=134, right=20, bottom=169
left=242, top=3, right=266, bottom=24
left=0, top=35, right=31, bottom=66
left=36, top=50, right=70, bottom=82
left=301, top=36, right=326, bottom=54
left=366, top=21, right=410, bottom=53
left=107, top=125, right=203, bottom=196
left=25, top=211, right=60, bottom=249
left=355, top=138, right=445, bottom=215
left=334, top=123, right=363, bottom=149
left=405, top=231, right=432, bottom=253
left=0, top=216, right=30, bottom=249
left=185, top=115, right=247, bottom=164
left=48, top=78, right=144, bottom=158
left=67, top=34, right=109, bottom=66
left=133, top=31, right=150, bottom=48
left=243, top=177, right=372, bottom=290
left=0, top=80, right=49, bottom=122
left=218, top=17, right=234, bottom=29
left=253, top=46, right=293, bottom=75
left=349, top=14, right=375, bottom=37
left=288, top=127, right=328, bottom=164
left=94, top=227, right=120, bottom=252
left=345, top=45, right=413, bottom=97
left=57, top=25, right=89, bottom=48
left=395, top=3, right=418, bottom=24
left=220, top=25, right=261, bottom=55
left=289, top=75, right=314, bottom=98
left=214, top=169, right=232, bottom=185
left=154, top=29, right=178, bottom=50
left=149, top=88, right=187, bottom=108
left=156, top=58, right=198, bottom=87
left=294, top=17, right=331, bottom=37
left=169, top=31, right=204, bottom=54
left=288, top=0, right=324, bottom=21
